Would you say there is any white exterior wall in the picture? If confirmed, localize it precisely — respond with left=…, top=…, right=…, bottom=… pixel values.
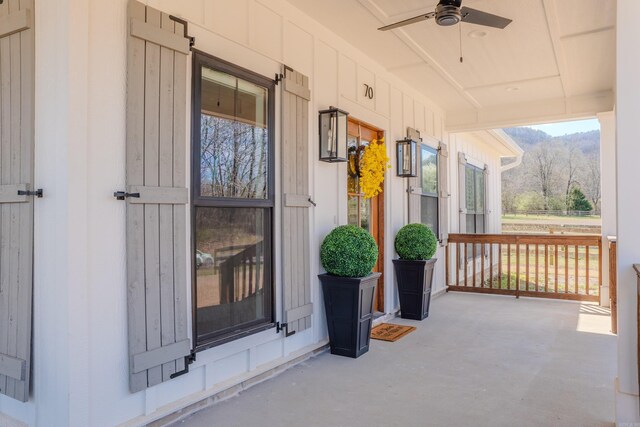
left=448, top=133, right=504, bottom=236
left=615, top=0, right=640, bottom=423
left=0, top=1, right=510, bottom=426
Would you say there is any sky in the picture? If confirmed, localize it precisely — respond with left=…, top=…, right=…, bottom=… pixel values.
left=526, top=119, right=600, bottom=137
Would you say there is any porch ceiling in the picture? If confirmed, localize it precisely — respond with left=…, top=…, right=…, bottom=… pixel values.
left=288, top=0, right=616, bottom=131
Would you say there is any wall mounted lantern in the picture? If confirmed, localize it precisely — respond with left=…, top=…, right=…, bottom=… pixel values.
left=396, top=138, right=418, bottom=177
left=319, top=107, right=348, bottom=162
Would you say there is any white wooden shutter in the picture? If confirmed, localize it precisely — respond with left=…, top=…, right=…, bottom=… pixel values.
left=124, top=0, right=190, bottom=393
left=0, top=0, right=35, bottom=403
left=281, top=67, right=313, bottom=334
left=438, top=142, right=449, bottom=244
left=458, top=152, right=468, bottom=233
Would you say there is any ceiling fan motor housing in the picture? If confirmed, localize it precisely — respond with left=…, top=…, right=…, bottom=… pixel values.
left=435, top=3, right=462, bottom=26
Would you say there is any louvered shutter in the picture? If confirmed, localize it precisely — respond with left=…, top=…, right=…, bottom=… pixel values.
left=281, top=67, right=313, bottom=334
left=458, top=152, right=468, bottom=233
left=438, top=142, right=449, bottom=244
left=0, top=0, right=34, bottom=403
left=124, top=0, right=190, bottom=393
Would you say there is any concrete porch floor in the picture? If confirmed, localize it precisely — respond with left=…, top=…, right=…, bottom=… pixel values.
left=175, top=293, right=616, bottom=427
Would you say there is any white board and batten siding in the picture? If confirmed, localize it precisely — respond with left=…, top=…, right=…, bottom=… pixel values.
left=281, top=67, right=313, bottom=334
left=125, top=0, right=191, bottom=393
left=0, top=0, right=35, bottom=403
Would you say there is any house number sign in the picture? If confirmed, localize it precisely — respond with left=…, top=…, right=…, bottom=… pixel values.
left=364, top=84, right=374, bottom=100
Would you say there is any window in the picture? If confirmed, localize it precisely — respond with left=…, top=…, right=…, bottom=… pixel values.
left=420, top=145, right=439, bottom=238
left=464, top=164, right=485, bottom=234
left=192, top=52, right=275, bottom=349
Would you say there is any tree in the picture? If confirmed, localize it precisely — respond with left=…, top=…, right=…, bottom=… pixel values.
left=562, top=145, right=582, bottom=210
left=568, top=187, right=592, bottom=212
left=582, top=153, right=601, bottom=213
left=529, top=142, right=560, bottom=210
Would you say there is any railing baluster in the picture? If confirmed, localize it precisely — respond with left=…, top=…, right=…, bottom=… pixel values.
left=565, top=244, right=569, bottom=293
left=490, top=242, right=494, bottom=289
left=586, top=245, right=590, bottom=296
left=472, top=243, right=477, bottom=287
left=498, top=244, right=502, bottom=290
left=544, top=244, right=548, bottom=293
left=555, top=244, right=559, bottom=293
left=574, top=245, right=579, bottom=295
left=534, top=243, right=540, bottom=292
left=481, top=243, right=485, bottom=287
left=524, top=243, right=530, bottom=291
left=507, top=243, right=511, bottom=290
left=516, top=243, right=520, bottom=296
left=464, top=243, right=468, bottom=287
left=456, top=243, right=460, bottom=287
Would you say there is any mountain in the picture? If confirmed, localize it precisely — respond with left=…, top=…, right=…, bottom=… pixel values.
left=503, top=127, right=600, bottom=156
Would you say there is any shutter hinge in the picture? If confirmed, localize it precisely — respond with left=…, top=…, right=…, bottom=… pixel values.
left=308, top=198, right=317, bottom=207
left=170, top=351, right=196, bottom=379
left=169, top=15, right=195, bottom=49
left=113, top=191, right=140, bottom=201
left=275, top=73, right=284, bottom=85
left=276, top=322, right=296, bottom=338
left=18, top=189, right=43, bottom=198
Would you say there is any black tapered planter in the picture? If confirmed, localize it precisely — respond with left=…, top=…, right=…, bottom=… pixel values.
left=393, top=258, right=436, bottom=320
left=319, top=272, right=380, bottom=358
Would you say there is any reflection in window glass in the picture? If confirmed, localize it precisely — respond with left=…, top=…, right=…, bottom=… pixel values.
left=476, top=172, right=485, bottom=212
left=421, top=195, right=438, bottom=237
left=195, top=207, right=271, bottom=340
left=199, top=66, right=269, bottom=199
left=465, top=167, right=475, bottom=213
left=421, top=146, right=438, bottom=195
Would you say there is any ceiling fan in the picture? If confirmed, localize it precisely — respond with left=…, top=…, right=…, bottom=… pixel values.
left=378, top=0, right=512, bottom=31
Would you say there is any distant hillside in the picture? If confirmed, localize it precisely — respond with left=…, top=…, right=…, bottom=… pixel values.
left=501, top=126, right=601, bottom=214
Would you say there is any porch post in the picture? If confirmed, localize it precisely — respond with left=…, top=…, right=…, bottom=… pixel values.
left=615, top=0, right=640, bottom=423
left=597, top=111, right=615, bottom=308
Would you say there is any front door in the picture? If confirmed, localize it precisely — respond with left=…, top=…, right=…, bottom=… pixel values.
left=347, top=119, right=385, bottom=313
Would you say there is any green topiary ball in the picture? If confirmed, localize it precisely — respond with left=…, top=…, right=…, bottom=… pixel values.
left=395, top=223, right=437, bottom=260
left=320, top=225, right=378, bottom=277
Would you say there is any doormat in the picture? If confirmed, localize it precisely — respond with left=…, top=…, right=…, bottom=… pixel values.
left=370, top=323, right=416, bottom=342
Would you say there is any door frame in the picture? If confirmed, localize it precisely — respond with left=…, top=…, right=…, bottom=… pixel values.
left=347, top=117, right=385, bottom=312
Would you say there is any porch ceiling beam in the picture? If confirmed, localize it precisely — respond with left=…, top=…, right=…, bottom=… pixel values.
left=541, top=0, right=569, bottom=98
left=357, top=0, right=482, bottom=108
left=445, top=91, right=614, bottom=133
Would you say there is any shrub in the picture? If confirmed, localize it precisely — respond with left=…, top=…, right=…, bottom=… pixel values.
left=568, top=187, right=592, bottom=212
left=395, top=223, right=437, bottom=260
left=320, top=225, right=378, bottom=277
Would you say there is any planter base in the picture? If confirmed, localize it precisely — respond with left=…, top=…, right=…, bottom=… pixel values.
left=393, top=258, right=436, bottom=320
left=319, top=272, right=380, bottom=358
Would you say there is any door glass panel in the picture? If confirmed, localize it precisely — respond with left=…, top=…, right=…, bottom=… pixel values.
left=347, top=136, right=359, bottom=194
left=360, top=197, right=371, bottom=232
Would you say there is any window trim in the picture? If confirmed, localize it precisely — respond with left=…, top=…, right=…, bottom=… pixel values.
left=190, top=50, right=276, bottom=352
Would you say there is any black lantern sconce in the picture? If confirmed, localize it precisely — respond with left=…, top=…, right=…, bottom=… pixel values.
left=396, top=138, right=418, bottom=177
left=319, top=107, right=348, bottom=162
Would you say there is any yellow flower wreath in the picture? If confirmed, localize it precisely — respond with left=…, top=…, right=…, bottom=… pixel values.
left=359, top=138, right=390, bottom=199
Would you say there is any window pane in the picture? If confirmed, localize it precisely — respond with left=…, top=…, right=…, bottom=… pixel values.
left=421, top=195, right=438, bottom=238
left=361, top=197, right=371, bottom=232
left=347, top=196, right=358, bottom=226
left=347, top=136, right=359, bottom=194
left=476, top=170, right=485, bottom=212
left=199, top=66, right=269, bottom=198
left=466, top=214, right=476, bottom=233
left=421, top=146, right=437, bottom=195
left=476, top=214, right=485, bottom=234
left=465, top=166, right=475, bottom=213
left=195, top=207, right=271, bottom=340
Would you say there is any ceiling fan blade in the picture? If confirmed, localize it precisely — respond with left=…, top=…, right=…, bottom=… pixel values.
left=460, top=6, right=512, bottom=29
left=378, top=12, right=436, bottom=31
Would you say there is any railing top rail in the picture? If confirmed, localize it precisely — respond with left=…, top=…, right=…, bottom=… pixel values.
left=448, top=233, right=602, bottom=246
